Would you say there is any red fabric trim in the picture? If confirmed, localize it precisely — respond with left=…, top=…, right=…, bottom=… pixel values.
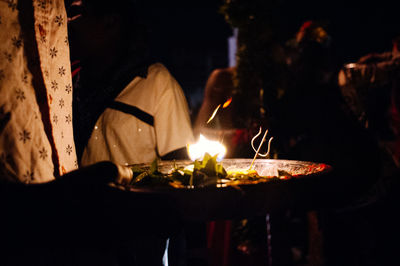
left=207, top=220, right=232, bottom=266
left=71, top=60, right=81, bottom=78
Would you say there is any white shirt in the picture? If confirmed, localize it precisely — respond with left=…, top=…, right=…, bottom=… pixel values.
left=81, top=63, right=194, bottom=166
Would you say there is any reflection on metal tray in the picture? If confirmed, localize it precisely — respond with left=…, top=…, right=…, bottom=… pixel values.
left=122, top=159, right=333, bottom=221
left=130, top=158, right=331, bottom=187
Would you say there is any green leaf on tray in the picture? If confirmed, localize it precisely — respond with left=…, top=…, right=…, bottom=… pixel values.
left=128, top=154, right=284, bottom=188
left=192, top=153, right=226, bottom=178
left=150, top=158, right=159, bottom=174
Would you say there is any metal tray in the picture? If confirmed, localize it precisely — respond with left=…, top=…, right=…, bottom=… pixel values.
left=123, top=159, right=333, bottom=221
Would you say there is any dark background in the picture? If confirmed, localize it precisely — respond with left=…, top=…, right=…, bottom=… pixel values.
left=144, top=0, right=232, bottom=113
left=143, top=0, right=398, bottom=116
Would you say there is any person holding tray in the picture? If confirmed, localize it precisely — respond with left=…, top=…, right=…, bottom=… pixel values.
left=0, top=1, right=180, bottom=265
left=67, top=0, right=194, bottom=265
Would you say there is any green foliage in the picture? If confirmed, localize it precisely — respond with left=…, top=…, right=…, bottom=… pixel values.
left=193, top=153, right=227, bottom=178
left=129, top=155, right=282, bottom=188
left=150, top=158, right=158, bottom=174
left=129, top=154, right=228, bottom=188
left=130, top=158, right=171, bottom=187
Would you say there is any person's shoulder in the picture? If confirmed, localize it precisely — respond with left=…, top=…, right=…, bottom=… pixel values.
left=205, top=67, right=235, bottom=93
left=209, top=66, right=235, bottom=79
left=147, top=62, right=173, bottom=79
left=144, top=63, right=183, bottom=96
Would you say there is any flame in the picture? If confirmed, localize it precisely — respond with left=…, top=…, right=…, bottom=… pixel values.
left=187, top=134, right=226, bottom=161
left=206, top=104, right=221, bottom=124
left=206, top=98, right=232, bottom=124
left=222, top=97, right=232, bottom=108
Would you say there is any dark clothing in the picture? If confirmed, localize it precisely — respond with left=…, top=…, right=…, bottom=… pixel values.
left=0, top=162, right=182, bottom=266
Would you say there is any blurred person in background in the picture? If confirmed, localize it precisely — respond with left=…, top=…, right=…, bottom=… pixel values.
left=337, top=34, right=400, bottom=266
left=264, top=20, right=383, bottom=266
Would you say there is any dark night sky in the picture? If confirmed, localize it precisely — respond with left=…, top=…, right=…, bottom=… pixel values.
left=140, top=0, right=399, bottom=111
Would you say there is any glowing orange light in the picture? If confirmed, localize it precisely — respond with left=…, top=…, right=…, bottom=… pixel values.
left=187, top=134, right=227, bottom=161
left=222, top=97, right=232, bottom=108
left=206, top=104, right=221, bottom=124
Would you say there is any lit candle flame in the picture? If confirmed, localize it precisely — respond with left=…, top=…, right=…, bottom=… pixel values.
left=187, top=134, right=226, bottom=161
left=206, top=104, right=221, bottom=124
left=206, top=98, right=233, bottom=124
left=222, top=97, right=232, bottom=108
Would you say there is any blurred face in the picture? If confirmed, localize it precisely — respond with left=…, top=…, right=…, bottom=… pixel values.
left=67, top=0, right=120, bottom=61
